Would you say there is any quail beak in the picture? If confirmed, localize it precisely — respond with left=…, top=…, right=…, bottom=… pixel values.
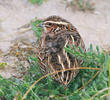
left=37, top=22, right=44, bottom=28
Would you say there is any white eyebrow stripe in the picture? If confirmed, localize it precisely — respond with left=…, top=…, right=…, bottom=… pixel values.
left=58, top=54, right=65, bottom=79
left=44, top=21, right=68, bottom=25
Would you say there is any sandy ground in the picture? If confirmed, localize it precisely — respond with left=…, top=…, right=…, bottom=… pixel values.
left=0, top=0, right=110, bottom=78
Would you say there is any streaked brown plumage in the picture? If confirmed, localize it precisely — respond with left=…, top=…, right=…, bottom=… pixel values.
left=37, top=16, right=85, bottom=86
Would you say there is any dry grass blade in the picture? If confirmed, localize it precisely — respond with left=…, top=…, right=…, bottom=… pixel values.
left=90, top=87, right=110, bottom=100
left=100, top=92, right=110, bottom=99
left=22, top=67, right=100, bottom=100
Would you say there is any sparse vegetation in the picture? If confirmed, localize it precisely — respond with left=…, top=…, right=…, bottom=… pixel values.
left=29, top=0, right=94, bottom=12
left=0, top=19, right=109, bottom=100
left=66, top=0, right=94, bottom=11
left=29, top=0, right=45, bottom=5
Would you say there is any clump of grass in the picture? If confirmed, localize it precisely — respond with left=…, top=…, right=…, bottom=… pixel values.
left=29, top=0, right=45, bottom=5
left=67, top=0, right=94, bottom=11
left=0, top=19, right=109, bottom=100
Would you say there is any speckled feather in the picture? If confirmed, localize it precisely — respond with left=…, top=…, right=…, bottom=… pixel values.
left=37, top=16, right=85, bottom=86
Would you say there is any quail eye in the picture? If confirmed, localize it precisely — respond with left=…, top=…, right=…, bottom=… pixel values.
left=48, top=23, right=52, bottom=26
left=66, top=26, right=68, bottom=29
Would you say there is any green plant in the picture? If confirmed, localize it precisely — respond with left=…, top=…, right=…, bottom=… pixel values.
left=67, top=0, right=94, bottom=11
left=31, top=19, right=43, bottom=40
left=29, top=0, right=45, bottom=5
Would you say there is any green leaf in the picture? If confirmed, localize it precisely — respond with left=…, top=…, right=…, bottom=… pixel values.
left=89, top=44, right=93, bottom=54
left=96, top=45, right=100, bottom=56
left=107, top=57, right=110, bottom=90
left=72, top=44, right=77, bottom=51
left=64, top=47, right=74, bottom=55
left=78, top=46, right=84, bottom=53
left=31, top=19, right=43, bottom=39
